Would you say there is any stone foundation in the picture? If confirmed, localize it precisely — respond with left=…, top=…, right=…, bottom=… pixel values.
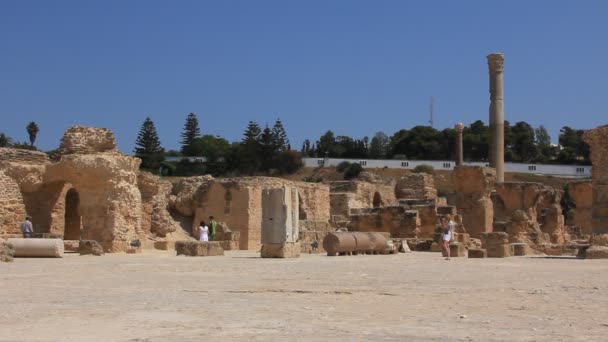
left=175, top=241, right=224, bottom=257
left=261, top=242, right=301, bottom=258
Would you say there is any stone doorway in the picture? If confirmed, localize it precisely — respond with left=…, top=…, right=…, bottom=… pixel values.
left=64, top=188, right=82, bottom=240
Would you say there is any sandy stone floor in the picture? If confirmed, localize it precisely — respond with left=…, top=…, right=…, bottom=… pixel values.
left=1, top=250, right=608, bottom=342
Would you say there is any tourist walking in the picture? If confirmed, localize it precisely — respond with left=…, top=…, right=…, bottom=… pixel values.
left=442, top=214, right=455, bottom=260
left=21, top=215, right=33, bottom=238
left=199, top=220, right=209, bottom=242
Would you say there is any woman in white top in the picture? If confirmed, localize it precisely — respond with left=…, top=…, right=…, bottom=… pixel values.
left=199, top=220, right=209, bottom=242
left=441, top=214, right=455, bottom=260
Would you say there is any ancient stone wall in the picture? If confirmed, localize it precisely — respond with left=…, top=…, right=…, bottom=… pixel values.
left=138, top=172, right=181, bottom=237
left=0, top=147, right=49, bottom=164
left=583, top=125, right=608, bottom=238
left=329, top=180, right=396, bottom=218
left=58, top=125, right=117, bottom=155
left=494, top=182, right=566, bottom=245
left=567, top=180, right=593, bottom=234
left=450, top=166, right=495, bottom=238
left=348, top=206, right=420, bottom=238
left=0, top=170, right=27, bottom=235
left=177, top=176, right=330, bottom=250
left=45, top=154, right=143, bottom=252
left=395, top=173, right=437, bottom=200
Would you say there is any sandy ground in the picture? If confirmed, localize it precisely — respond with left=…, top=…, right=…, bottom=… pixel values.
left=1, top=250, right=608, bottom=342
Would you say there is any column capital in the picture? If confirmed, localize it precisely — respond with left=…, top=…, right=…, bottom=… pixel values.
left=487, top=53, right=504, bottom=72
left=454, top=122, right=465, bottom=132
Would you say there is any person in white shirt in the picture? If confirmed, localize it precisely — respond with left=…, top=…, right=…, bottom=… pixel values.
left=441, top=214, right=455, bottom=260
left=199, top=220, right=209, bottom=242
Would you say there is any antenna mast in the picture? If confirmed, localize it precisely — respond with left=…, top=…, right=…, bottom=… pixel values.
left=429, top=96, right=434, bottom=127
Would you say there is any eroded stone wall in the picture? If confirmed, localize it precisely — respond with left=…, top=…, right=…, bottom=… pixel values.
left=348, top=206, right=420, bottom=238
left=174, top=176, right=330, bottom=250
left=0, top=170, right=27, bottom=235
left=59, top=126, right=117, bottom=155
left=396, top=173, right=437, bottom=200
left=138, top=172, right=181, bottom=237
left=567, top=180, right=593, bottom=234
left=450, top=166, right=495, bottom=238
left=583, top=125, right=608, bottom=238
left=0, top=147, right=49, bottom=164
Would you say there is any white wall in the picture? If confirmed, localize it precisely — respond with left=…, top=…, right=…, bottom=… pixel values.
left=302, top=158, right=591, bottom=178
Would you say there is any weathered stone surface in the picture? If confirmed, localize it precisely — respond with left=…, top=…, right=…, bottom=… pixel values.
left=45, top=153, right=142, bottom=252
left=330, top=179, right=397, bottom=219
left=153, top=241, right=174, bottom=250
left=261, top=187, right=299, bottom=244
left=511, top=243, right=531, bottom=256
left=494, top=182, right=566, bottom=248
left=175, top=241, right=224, bottom=256
left=0, top=241, right=14, bottom=262
left=583, top=125, right=608, bottom=235
left=449, top=243, right=467, bottom=257
left=585, top=246, right=608, bottom=259
left=298, top=220, right=333, bottom=253
left=395, top=173, right=437, bottom=200
left=348, top=206, right=419, bottom=238
left=450, top=166, right=496, bottom=237
left=468, top=248, right=487, bottom=258
left=8, top=238, right=64, bottom=258
left=0, top=147, right=49, bottom=164
left=567, top=180, right=593, bottom=234
left=59, top=125, right=117, bottom=155
left=176, top=177, right=330, bottom=250
left=405, top=238, right=433, bottom=251
left=261, top=242, right=301, bottom=258
left=63, top=240, right=79, bottom=252
left=0, top=170, right=27, bottom=235
left=79, top=240, right=104, bottom=256
left=138, top=172, right=181, bottom=237
left=486, top=244, right=512, bottom=258
left=219, top=241, right=239, bottom=250
left=480, top=232, right=511, bottom=257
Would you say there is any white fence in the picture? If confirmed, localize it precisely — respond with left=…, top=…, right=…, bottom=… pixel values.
left=302, top=158, right=591, bottom=178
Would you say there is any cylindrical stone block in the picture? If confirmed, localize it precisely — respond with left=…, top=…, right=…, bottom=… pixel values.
left=7, top=238, right=64, bottom=258
left=323, top=232, right=387, bottom=256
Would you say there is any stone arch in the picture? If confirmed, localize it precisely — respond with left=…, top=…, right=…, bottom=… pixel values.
left=64, top=188, right=82, bottom=240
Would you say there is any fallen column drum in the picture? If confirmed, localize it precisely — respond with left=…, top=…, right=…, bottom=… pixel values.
left=322, top=232, right=387, bottom=256
left=6, top=238, right=64, bottom=258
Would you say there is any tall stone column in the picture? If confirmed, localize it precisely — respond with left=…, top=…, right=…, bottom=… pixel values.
left=455, top=122, right=464, bottom=166
left=487, top=53, right=505, bottom=182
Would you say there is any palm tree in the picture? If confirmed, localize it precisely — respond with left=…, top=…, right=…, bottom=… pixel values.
left=26, top=121, right=39, bottom=146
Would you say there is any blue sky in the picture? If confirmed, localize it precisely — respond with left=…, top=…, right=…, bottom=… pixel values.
left=1, top=0, right=606, bottom=153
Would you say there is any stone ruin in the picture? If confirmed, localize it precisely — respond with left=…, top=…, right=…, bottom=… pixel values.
left=2, top=123, right=605, bottom=260
left=582, top=125, right=608, bottom=258
left=0, top=125, right=329, bottom=253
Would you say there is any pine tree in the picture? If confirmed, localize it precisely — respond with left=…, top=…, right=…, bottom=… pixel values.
left=26, top=121, right=39, bottom=146
left=180, top=113, right=201, bottom=155
left=238, top=121, right=262, bottom=174
left=134, top=117, right=165, bottom=170
left=271, top=118, right=289, bottom=152
left=259, top=125, right=276, bottom=171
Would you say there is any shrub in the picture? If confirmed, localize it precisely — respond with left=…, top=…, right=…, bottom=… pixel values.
left=277, top=150, right=303, bottom=174
left=336, top=161, right=352, bottom=172
left=344, top=163, right=363, bottom=180
left=412, top=164, right=434, bottom=174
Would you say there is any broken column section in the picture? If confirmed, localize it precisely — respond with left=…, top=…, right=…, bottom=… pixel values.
left=261, top=187, right=300, bottom=258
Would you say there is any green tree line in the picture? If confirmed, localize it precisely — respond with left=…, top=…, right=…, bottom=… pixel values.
left=301, top=120, right=591, bottom=165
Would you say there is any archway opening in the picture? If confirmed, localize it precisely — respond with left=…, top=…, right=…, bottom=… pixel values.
left=64, top=188, right=82, bottom=240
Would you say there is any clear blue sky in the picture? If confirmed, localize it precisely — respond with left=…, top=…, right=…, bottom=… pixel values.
left=1, top=0, right=606, bottom=153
